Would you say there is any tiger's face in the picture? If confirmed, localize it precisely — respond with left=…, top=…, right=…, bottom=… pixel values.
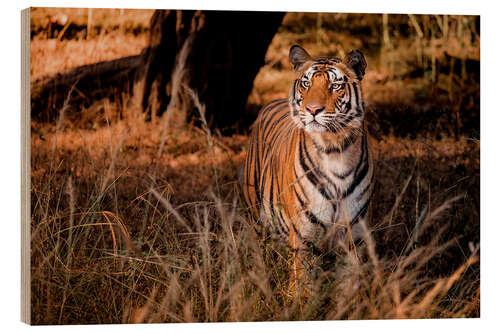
left=288, top=45, right=367, bottom=135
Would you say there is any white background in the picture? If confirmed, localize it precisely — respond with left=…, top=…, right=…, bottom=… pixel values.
left=0, top=0, right=495, bottom=332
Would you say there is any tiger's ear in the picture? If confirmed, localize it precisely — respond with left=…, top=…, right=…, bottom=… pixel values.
left=289, top=45, right=311, bottom=71
left=344, top=50, right=367, bottom=80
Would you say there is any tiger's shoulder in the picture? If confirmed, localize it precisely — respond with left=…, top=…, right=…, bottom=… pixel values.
left=251, top=98, right=294, bottom=142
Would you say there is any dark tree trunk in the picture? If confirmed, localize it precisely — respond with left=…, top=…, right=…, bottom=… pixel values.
left=140, top=10, right=196, bottom=121
left=141, top=10, right=285, bottom=132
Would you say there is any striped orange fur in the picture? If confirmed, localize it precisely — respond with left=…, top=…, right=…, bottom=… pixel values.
left=242, top=45, right=374, bottom=276
left=242, top=46, right=374, bottom=290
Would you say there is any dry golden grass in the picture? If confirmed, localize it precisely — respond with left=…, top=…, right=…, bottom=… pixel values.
left=30, top=32, right=148, bottom=80
left=30, top=7, right=152, bottom=33
left=29, top=9, right=480, bottom=324
left=30, top=114, right=479, bottom=323
left=30, top=7, right=151, bottom=80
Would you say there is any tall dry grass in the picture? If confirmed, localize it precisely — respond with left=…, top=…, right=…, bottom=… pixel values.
left=30, top=115, right=479, bottom=323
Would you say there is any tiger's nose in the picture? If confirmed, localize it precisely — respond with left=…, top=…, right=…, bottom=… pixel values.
left=305, top=104, right=325, bottom=116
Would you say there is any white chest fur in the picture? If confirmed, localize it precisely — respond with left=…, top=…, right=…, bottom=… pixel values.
left=295, top=132, right=367, bottom=239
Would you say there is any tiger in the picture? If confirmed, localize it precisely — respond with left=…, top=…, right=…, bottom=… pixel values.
left=242, top=45, right=374, bottom=286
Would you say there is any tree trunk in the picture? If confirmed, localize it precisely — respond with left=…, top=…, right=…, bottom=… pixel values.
left=141, top=10, right=285, bottom=132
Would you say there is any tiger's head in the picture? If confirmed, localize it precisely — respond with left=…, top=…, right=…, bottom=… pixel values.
left=288, top=45, right=367, bottom=135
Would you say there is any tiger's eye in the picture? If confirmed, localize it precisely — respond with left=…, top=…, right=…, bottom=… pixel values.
left=331, top=83, right=343, bottom=90
left=301, top=80, right=310, bottom=88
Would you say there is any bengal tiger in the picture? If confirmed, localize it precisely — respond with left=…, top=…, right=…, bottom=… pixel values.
left=242, top=45, right=374, bottom=286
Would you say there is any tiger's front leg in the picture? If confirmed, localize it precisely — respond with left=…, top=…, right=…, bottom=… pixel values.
left=288, top=224, right=319, bottom=300
left=344, top=200, right=373, bottom=249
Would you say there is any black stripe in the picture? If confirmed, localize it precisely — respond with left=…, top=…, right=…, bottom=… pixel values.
left=260, top=99, right=286, bottom=121
left=358, top=168, right=374, bottom=198
left=289, top=212, right=324, bottom=255
left=259, top=159, right=271, bottom=196
left=301, top=132, right=342, bottom=201
left=355, top=133, right=367, bottom=175
left=267, top=173, right=283, bottom=235
left=326, top=122, right=341, bottom=134
left=294, top=165, right=311, bottom=203
left=271, top=212, right=287, bottom=236
left=299, top=133, right=335, bottom=202
left=350, top=192, right=373, bottom=226
left=345, top=100, right=352, bottom=113
left=265, top=112, right=289, bottom=144
left=294, top=187, right=305, bottom=207
left=259, top=168, right=268, bottom=206
left=299, top=145, right=328, bottom=199
left=245, top=141, right=254, bottom=184
left=269, top=170, right=274, bottom=212
left=305, top=211, right=327, bottom=233
left=313, top=60, right=338, bottom=66
left=275, top=163, right=286, bottom=229
left=254, top=134, right=262, bottom=203
left=277, top=210, right=290, bottom=235
left=272, top=210, right=288, bottom=237
left=262, top=99, right=287, bottom=118
left=350, top=200, right=370, bottom=227
left=263, top=99, right=286, bottom=114
left=337, top=111, right=359, bottom=129
left=352, top=82, right=360, bottom=107
left=290, top=222, right=306, bottom=244
left=292, top=80, right=298, bottom=103
left=263, top=101, right=288, bottom=125
left=245, top=141, right=261, bottom=205
left=344, top=83, right=353, bottom=114
left=267, top=164, right=290, bottom=236
left=261, top=103, right=289, bottom=137
left=343, top=135, right=369, bottom=198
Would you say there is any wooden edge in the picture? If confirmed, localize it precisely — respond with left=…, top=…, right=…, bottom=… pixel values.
left=21, top=7, right=31, bottom=325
